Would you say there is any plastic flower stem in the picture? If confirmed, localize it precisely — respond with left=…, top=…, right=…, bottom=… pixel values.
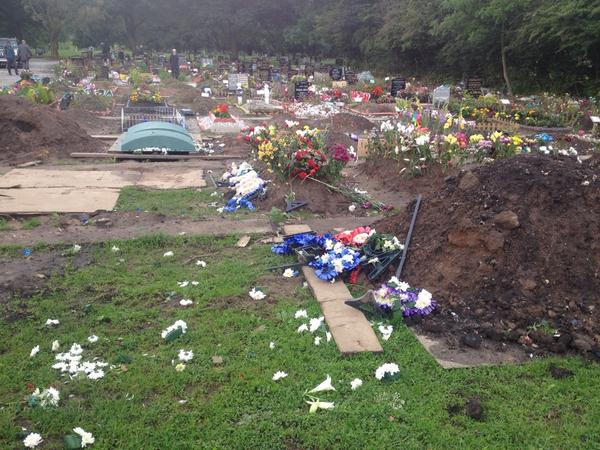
left=306, top=177, right=385, bottom=211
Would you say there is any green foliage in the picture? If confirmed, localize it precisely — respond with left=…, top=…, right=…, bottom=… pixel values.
left=22, top=218, right=42, bottom=229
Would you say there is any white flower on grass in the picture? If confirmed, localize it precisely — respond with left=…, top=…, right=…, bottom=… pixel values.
left=415, top=289, right=433, bottom=310
left=88, top=370, right=105, bottom=380
left=297, top=323, right=308, bottom=333
left=23, top=432, right=43, bottom=448
left=283, top=268, right=298, bottom=278
left=350, top=378, right=363, bottom=390
left=269, top=341, right=275, bottom=350
left=305, top=397, right=335, bottom=413
left=375, top=363, right=400, bottom=381
left=51, top=340, right=60, bottom=351
left=32, top=387, right=60, bottom=407
left=73, top=244, right=81, bottom=253
left=196, top=260, right=207, bottom=267
left=309, top=375, right=336, bottom=393
left=249, top=287, right=266, bottom=300
left=179, top=299, right=193, bottom=306
left=294, top=309, right=308, bottom=319
left=191, top=281, right=199, bottom=286
left=314, top=336, right=322, bottom=346
left=178, top=349, right=194, bottom=362
left=45, top=319, right=60, bottom=326
left=73, top=427, right=95, bottom=447
left=69, top=343, right=83, bottom=355
left=111, top=245, right=120, bottom=252
left=378, top=325, right=393, bottom=341
left=87, top=335, right=99, bottom=344
left=161, top=320, right=188, bottom=339
left=163, top=251, right=174, bottom=257
left=30, top=345, right=40, bottom=358
left=326, top=332, right=332, bottom=342
left=348, top=204, right=356, bottom=212
left=175, top=363, right=186, bottom=372
left=309, top=317, right=324, bottom=333
left=272, top=371, right=288, bottom=381
left=177, top=281, right=189, bottom=288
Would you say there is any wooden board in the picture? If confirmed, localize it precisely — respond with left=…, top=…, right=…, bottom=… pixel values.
left=283, top=224, right=383, bottom=355
left=70, top=152, right=241, bottom=161
left=0, top=188, right=119, bottom=213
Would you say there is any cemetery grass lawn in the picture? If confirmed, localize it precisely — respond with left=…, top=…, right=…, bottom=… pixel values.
left=1, top=234, right=599, bottom=449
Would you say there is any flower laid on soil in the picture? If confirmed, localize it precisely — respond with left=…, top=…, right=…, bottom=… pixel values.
left=179, top=299, right=193, bottom=306
left=212, top=103, right=231, bottom=119
left=29, top=387, right=60, bottom=408
left=30, top=345, right=40, bottom=358
left=249, top=287, right=266, bottom=300
left=220, top=162, right=266, bottom=212
left=45, top=319, right=60, bottom=327
left=305, top=395, right=335, bottom=413
left=283, top=268, right=298, bottom=278
left=294, top=309, right=308, bottom=319
left=196, top=260, right=207, bottom=267
left=372, top=278, right=437, bottom=319
left=72, top=427, right=95, bottom=447
left=375, top=363, right=401, bottom=381
left=52, top=343, right=108, bottom=380
left=163, top=251, right=174, bottom=257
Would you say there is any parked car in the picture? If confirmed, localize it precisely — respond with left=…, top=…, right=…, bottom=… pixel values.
left=0, top=37, right=20, bottom=68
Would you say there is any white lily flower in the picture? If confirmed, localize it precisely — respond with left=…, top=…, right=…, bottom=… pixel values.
left=45, top=319, right=60, bottom=326
left=350, top=378, right=363, bottom=390
left=23, top=432, right=43, bottom=448
left=51, top=340, right=60, bottom=351
left=163, top=251, right=174, bottom=257
left=249, top=287, right=266, bottom=300
left=272, top=371, right=288, bottom=381
left=309, top=375, right=336, bottom=393
left=309, top=317, right=324, bottom=333
left=375, top=363, right=400, bottom=381
left=30, top=345, right=40, bottom=358
left=326, top=332, right=332, bottom=342
left=297, top=323, right=309, bottom=333
left=191, top=281, right=199, bottom=286
left=178, top=281, right=189, bottom=288
left=73, top=427, right=95, bottom=447
left=314, top=336, right=322, bottom=346
left=294, top=309, right=308, bottom=319
left=306, top=398, right=335, bottom=413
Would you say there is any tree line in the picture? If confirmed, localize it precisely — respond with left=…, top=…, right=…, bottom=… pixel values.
left=1, top=0, right=599, bottom=94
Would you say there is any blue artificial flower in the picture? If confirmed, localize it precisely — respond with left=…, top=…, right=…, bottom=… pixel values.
left=271, top=243, right=292, bottom=255
left=535, top=133, right=553, bottom=143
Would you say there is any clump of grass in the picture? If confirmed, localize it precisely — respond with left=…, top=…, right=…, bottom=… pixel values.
left=22, top=218, right=42, bottom=230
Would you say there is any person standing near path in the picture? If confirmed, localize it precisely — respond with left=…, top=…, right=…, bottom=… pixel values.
left=18, top=40, right=32, bottom=71
left=170, top=48, right=180, bottom=79
left=4, top=43, right=18, bottom=76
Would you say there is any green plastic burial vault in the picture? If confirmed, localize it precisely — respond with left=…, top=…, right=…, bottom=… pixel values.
left=119, top=121, right=197, bottom=153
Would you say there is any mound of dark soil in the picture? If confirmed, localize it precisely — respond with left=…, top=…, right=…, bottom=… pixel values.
left=330, top=113, right=375, bottom=133
left=375, top=154, right=600, bottom=356
left=0, top=96, right=105, bottom=164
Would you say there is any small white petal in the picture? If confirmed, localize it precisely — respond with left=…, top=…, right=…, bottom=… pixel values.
left=30, top=345, right=40, bottom=358
left=350, top=378, right=363, bottom=390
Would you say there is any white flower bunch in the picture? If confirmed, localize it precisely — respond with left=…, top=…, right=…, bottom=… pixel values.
left=161, top=320, right=188, bottom=339
left=375, top=363, right=400, bottom=381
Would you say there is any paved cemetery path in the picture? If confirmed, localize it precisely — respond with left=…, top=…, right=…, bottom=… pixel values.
left=0, top=215, right=381, bottom=246
left=0, top=58, right=57, bottom=87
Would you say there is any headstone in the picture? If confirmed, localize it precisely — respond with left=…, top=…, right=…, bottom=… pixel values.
left=466, top=77, right=483, bottom=97
left=271, top=68, right=281, bottom=82
left=432, top=85, right=451, bottom=106
left=294, top=80, right=310, bottom=101
left=228, top=73, right=240, bottom=93
left=345, top=70, right=356, bottom=84
left=330, top=66, right=343, bottom=81
left=259, top=66, right=271, bottom=82
left=390, top=78, right=406, bottom=97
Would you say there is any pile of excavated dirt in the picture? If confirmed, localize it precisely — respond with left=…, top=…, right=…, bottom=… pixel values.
left=0, top=96, right=106, bottom=164
left=375, top=154, right=600, bottom=356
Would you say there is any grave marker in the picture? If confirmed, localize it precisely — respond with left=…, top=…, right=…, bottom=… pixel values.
left=390, top=77, right=406, bottom=97
left=466, top=77, right=483, bottom=97
left=432, top=85, right=451, bottom=106
left=294, top=80, right=310, bottom=100
left=330, top=66, right=343, bottom=81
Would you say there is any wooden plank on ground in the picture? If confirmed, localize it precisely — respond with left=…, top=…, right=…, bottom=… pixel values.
left=0, top=188, right=120, bottom=213
left=283, top=224, right=383, bottom=355
left=91, top=135, right=121, bottom=140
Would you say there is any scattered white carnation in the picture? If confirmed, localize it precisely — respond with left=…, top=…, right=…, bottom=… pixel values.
left=30, top=345, right=40, bottom=358
left=415, top=289, right=433, bottom=310
left=314, top=336, right=322, bottom=346
left=73, top=427, right=95, bottom=447
left=283, top=268, right=298, bottom=278
left=350, top=378, right=363, bottom=390
left=348, top=204, right=356, bottom=212
left=111, top=246, right=120, bottom=252
left=375, top=363, right=400, bottom=381
left=161, top=320, right=188, bottom=339
left=178, top=349, right=194, bottom=362
left=87, top=335, right=99, bottom=344
left=196, top=260, right=207, bottom=267
left=32, top=387, right=60, bottom=407
left=163, top=251, right=174, bottom=257
left=51, top=340, right=60, bottom=351
left=177, top=281, right=189, bottom=288
left=326, top=332, right=332, bottom=342
left=378, top=325, right=393, bottom=341
left=297, top=323, right=309, bottom=333
left=294, top=309, right=308, bottom=319
left=73, top=244, right=81, bottom=253
left=269, top=341, right=275, bottom=350
left=272, top=371, right=288, bottom=381
left=23, top=432, right=43, bottom=448
left=179, top=299, right=193, bottom=306
left=45, top=319, right=60, bottom=326
left=309, top=316, right=325, bottom=333
left=249, top=287, right=266, bottom=300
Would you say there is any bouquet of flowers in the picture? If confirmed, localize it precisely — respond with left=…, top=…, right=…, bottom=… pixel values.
left=371, top=86, right=385, bottom=98
left=129, top=85, right=162, bottom=104
left=212, top=103, right=231, bottom=119
left=291, top=148, right=327, bottom=180
left=372, top=277, right=437, bottom=319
